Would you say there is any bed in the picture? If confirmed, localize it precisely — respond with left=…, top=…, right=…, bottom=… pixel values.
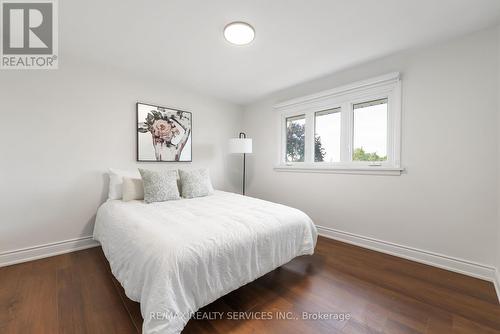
left=93, top=190, right=317, bottom=334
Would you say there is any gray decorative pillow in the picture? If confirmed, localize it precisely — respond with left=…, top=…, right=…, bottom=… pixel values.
left=178, top=169, right=214, bottom=199
left=138, top=169, right=180, bottom=203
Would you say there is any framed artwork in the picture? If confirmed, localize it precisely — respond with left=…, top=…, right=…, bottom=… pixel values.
left=137, top=102, right=192, bottom=162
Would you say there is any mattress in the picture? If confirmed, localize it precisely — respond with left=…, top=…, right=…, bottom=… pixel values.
left=93, top=190, right=317, bottom=333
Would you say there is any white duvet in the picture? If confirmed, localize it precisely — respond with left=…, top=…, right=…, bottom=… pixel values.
left=93, top=191, right=317, bottom=334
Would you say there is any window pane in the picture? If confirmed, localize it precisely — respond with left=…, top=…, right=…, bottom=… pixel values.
left=315, top=108, right=341, bottom=162
left=286, top=115, right=305, bottom=162
left=353, top=99, right=388, bottom=161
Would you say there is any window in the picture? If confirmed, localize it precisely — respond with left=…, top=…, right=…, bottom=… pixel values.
left=276, top=73, right=402, bottom=175
left=315, top=108, right=341, bottom=163
left=286, top=115, right=305, bottom=162
left=353, top=99, right=387, bottom=162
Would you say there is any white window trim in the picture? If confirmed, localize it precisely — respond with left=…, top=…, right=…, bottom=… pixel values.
left=274, top=72, right=404, bottom=175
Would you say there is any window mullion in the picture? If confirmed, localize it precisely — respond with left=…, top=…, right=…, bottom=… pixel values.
left=280, top=113, right=286, bottom=165
left=304, top=112, right=315, bottom=163
left=340, top=102, right=352, bottom=163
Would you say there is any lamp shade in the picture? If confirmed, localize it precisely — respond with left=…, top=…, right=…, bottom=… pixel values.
left=229, top=138, right=252, bottom=154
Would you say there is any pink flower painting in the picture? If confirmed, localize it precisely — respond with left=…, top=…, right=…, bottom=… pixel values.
left=137, top=103, right=192, bottom=161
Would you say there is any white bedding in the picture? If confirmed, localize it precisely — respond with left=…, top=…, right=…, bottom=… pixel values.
left=93, top=191, right=317, bottom=334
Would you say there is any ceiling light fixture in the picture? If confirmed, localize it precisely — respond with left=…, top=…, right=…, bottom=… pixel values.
left=224, top=22, right=255, bottom=45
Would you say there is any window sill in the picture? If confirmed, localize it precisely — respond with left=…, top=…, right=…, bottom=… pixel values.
left=273, top=164, right=405, bottom=176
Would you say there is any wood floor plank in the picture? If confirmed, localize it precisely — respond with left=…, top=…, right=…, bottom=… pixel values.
left=57, top=263, right=87, bottom=334
left=75, top=249, right=137, bottom=334
left=13, top=260, right=58, bottom=334
left=0, top=262, right=24, bottom=332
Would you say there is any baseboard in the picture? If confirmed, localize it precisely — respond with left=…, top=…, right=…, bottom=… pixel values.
left=0, top=236, right=99, bottom=268
left=316, top=225, right=498, bottom=286
left=494, top=270, right=500, bottom=304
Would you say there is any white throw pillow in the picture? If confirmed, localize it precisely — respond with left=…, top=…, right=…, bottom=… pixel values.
left=108, top=168, right=141, bottom=200
left=122, top=177, right=144, bottom=202
left=178, top=168, right=214, bottom=199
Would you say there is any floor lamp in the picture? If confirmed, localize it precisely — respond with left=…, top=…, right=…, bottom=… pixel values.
left=229, top=133, right=253, bottom=195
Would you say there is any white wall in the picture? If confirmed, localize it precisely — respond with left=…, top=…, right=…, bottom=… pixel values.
left=0, top=57, right=243, bottom=255
left=243, top=27, right=499, bottom=269
left=497, top=26, right=500, bottom=284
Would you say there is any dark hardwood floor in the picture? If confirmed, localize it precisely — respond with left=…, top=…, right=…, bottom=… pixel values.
left=1, top=236, right=500, bottom=333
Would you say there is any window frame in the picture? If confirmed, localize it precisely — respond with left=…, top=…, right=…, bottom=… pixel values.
left=275, top=72, right=403, bottom=175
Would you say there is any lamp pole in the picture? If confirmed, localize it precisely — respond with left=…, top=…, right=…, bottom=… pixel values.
left=239, top=132, right=247, bottom=195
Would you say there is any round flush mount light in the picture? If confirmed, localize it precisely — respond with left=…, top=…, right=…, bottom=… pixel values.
left=224, top=22, right=255, bottom=45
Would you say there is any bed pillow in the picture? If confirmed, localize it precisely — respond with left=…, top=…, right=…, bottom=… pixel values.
left=108, top=168, right=141, bottom=200
left=122, top=177, right=144, bottom=202
left=139, top=169, right=180, bottom=203
left=178, top=168, right=214, bottom=199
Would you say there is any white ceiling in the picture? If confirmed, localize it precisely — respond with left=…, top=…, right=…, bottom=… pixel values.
left=63, top=0, right=500, bottom=105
